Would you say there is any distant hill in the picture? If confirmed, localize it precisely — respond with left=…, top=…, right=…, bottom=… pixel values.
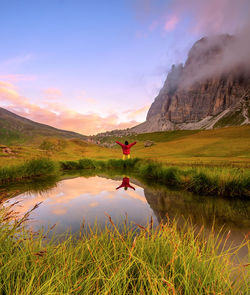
left=0, top=107, right=87, bottom=145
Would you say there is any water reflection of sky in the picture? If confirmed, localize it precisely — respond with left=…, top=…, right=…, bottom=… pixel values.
left=5, top=176, right=157, bottom=234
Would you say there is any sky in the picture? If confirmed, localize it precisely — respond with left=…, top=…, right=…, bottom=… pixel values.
left=0, top=0, right=249, bottom=135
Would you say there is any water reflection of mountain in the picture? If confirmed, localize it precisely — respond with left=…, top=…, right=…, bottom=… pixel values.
left=143, top=187, right=250, bottom=231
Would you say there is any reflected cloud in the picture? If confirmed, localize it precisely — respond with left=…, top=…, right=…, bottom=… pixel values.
left=3, top=175, right=153, bottom=237
left=6, top=176, right=143, bottom=216
left=51, top=208, right=67, bottom=215
left=104, top=194, right=115, bottom=200
left=125, top=190, right=147, bottom=203
left=89, top=202, right=99, bottom=207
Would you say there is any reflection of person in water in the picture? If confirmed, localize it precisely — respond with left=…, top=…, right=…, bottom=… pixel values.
left=115, top=140, right=136, bottom=160
left=116, top=177, right=135, bottom=191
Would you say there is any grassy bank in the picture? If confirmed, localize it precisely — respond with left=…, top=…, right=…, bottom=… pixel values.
left=60, top=158, right=250, bottom=198
left=0, top=158, right=249, bottom=198
left=0, top=204, right=248, bottom=294
left=0, top=158, right=58, bottom=185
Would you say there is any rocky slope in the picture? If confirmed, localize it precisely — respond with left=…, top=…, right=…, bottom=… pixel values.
left=131, top=34, right=250, bottom=133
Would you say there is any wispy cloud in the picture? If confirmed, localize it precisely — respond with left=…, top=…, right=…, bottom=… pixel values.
left=43, top=87, right=62, bottom=98
left=0, top=74, right=37, bottom=82
left=84, top=97, right=97, bottom=105
left=3, top=54, right=33, bottom=66
left=124, top=105, right=150, bottom=120
left=134, top=0, right=250, bottom=35
left=164, top=16, right=179, bottom=32
left=0, top=81, right=14, bottom=88
left=171, top=0, right=250, bottom=35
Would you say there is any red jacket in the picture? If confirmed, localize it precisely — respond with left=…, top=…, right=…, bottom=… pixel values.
left=116, top=177, right=135, bottom=190
left=116, top=141, right=136, bottom=155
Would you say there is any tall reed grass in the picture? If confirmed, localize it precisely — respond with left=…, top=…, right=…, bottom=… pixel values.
left=0, top=203, right=248, bottom=294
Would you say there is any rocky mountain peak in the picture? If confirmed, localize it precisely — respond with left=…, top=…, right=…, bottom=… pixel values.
left=94, top=34, right=250, bottom=138
left=140, top=34, right=250, bottom=133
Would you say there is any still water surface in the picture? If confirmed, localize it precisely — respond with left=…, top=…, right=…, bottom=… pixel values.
left=4, top=174, right=250, bottom=259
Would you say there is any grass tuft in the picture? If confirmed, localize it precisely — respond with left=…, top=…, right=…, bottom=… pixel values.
left=0, top=158, right=58, bottom=185
left=0, top=204, right=248, bottom=294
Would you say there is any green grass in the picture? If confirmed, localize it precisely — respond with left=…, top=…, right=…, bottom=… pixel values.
left=94, top=125, right=250, bottom=166
left=214, top=110, right=245, bottom=128
left=59, top=158, right=250, bottom=198
left=0, top=203, right=248, bottom=294
left=0, top=158, right=58, bottom=185
left=0, top=128, right=28, bottom=145
left=1, top=125, right=250, bottom=167
left=1, top=158, right=248, bottom=198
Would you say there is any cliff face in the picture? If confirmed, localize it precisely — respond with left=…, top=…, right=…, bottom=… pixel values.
left=133, top=34, right=250, bottom=133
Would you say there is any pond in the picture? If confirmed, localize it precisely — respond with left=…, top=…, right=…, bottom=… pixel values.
left=3, top=173, right=250, bottom=260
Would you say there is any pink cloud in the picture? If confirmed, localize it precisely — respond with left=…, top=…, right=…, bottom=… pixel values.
left=0, top=81, right=15, bottom=88
left=171, top=0, right=250, bottom=35
left=0, top=81, right=138, bottom=135
left=164, top=15, right=179, bottom=32
left=134, top=0, right=250, bottom=35
left=0, top=74, right=37, bottom=82
left=85, top=97, right=97, bottom=105
left=124, top=105, right=150, bottom=120
left=43, top=87, right=62, bottom=98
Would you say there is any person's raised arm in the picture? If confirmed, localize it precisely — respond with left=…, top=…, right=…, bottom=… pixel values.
left=128, top=141, right=137, bottom=148
left=115, top=141, right=123, bottom=147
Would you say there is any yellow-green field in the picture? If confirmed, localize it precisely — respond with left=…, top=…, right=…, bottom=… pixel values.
left=1, top=125, right=249, bottom=167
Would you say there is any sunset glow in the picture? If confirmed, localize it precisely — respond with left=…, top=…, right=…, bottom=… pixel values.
left=1, top=0, right=249, bottom=135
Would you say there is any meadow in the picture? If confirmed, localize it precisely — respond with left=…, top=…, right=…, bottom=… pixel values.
left=0, top=125, right=249, bottom=198
left=0, top=125, right=250, bottom=167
